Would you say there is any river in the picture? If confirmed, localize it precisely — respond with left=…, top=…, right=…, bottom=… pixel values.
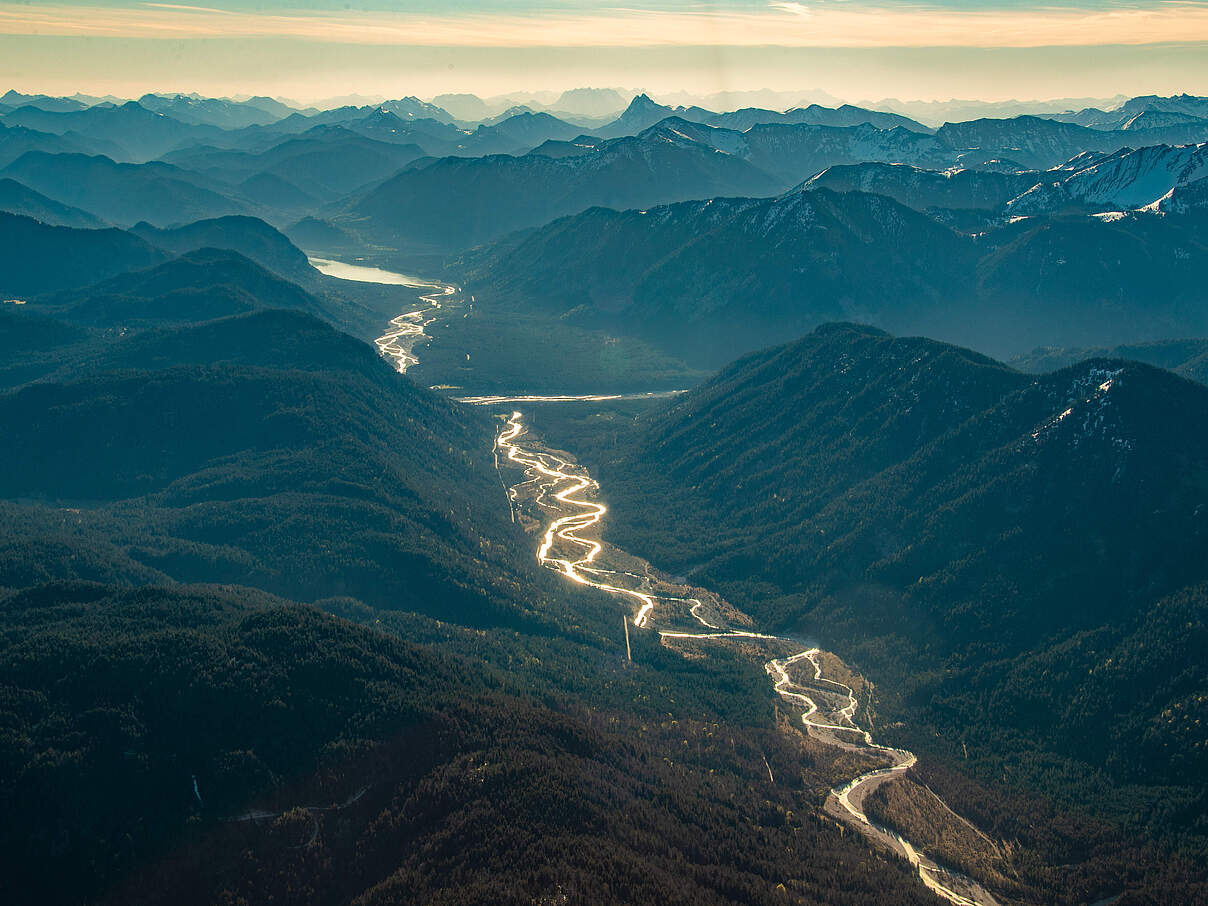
left=335, top=254, right=1003, bottom=905
left=310, top=256, right=459, bottom=374
left=309, top=257, right=441, bottom=287
left=495, top=410, right=1002, bottom=906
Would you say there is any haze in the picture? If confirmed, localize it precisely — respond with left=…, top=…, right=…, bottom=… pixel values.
left=0, top=0, right=1205, bottom=103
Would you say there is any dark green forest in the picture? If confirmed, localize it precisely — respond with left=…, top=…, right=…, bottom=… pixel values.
left=0, top=261, right=972, bottom=905
left=532, top=323, right=1208, bottom=900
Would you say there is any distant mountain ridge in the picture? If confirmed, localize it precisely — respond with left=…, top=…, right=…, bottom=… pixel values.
left=1008, top=142, right=1208, bottom=214
left=1, top=151, right=245, bottom=226
left=464, top=184, right=1208, bottom=361
left=0, top=177, right=106, bottom=227
left=597, top=93, right=932, bottom=138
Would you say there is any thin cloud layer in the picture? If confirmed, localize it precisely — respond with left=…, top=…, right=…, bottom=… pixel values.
left=1, top=1, right=1206, bottom=47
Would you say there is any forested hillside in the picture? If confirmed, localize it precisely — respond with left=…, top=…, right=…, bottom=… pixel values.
left=0, top=284, right=969, bottom=905
left=581, top=324, right=1208, bottom=876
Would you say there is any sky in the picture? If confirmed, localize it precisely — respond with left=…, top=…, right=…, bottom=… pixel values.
left=0, top=0, right=1205, bottom=103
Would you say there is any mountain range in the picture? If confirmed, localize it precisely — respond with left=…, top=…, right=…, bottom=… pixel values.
left=463, top=184, right=1208, bottom=363
left=1, top=152, right=245, bottom=227
left=4, top=84, right=1208, bottom=905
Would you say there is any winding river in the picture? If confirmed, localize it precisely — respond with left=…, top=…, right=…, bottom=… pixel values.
left=335, top=256, right=1002, bottom=905
left=495, top=411, right=1001, bottom=906
left=311, top=256, right=459, bottom=375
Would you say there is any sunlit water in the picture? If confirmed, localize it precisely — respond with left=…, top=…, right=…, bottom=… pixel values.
left=495, top=411, right=1000, bottom=906
left=309, top=257, right=438, bottom=287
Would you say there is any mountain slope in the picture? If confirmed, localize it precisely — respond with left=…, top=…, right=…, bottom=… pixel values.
left=161, top=129, right=427, bottom=204
left=801, top=163, right=1038, bottom=212
left=466, top=184, right=1208, bottom=361
left=350, top=125, right=782, bottom=251
left=464, top=188, right=975, bottom=365
left=130, top=215, right=318, bottom=285
left=1008, top=142, right=1208, bottom=214
left=0, top=212, right=168, bottom=296
left=0, top=306, right=576, bottom=626
left=1012, top=337, right=1208, bottom=386
left=0, top=176, right=106, bottom=227
left=1, top=100, right=220, bottom=161
left=33, top=248, right=326, bottom=328
left=594, top=325, right=1208, bottom=833
left=1, top=152, right=244, bottom=226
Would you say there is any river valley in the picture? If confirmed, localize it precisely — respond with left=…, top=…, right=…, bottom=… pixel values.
left=324, top=255, right=1006, bottom=906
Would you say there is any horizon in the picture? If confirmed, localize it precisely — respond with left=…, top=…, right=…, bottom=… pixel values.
left=0, top=83, right=1156, bottom=115
left=0, top=1, right=1205, bottom=104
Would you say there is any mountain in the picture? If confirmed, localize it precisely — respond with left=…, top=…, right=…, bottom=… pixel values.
left=137, top=93, right=284, bottom=129
left=0, top=285, right=969, bottom=906
left=800, top=162, right=1038, bottom=213
left=550, top=86, right=629, bottom=118
left=598, top=94, right=929, bottom=140
left=591, top=324, right=1208, bottom=887
left=737, top=122, right=953, bottom=185
left=333, top=109, right=464, bottom=151
left=160, top=129, right=427, bottom=203
left=597, top=93, right=677, bottom=137
left=0, top=212, right=168, bottom=296
left=241, top=94, right=306, bottom=119
left=935, top=115, right=1208, bottom=170
left=0, top=89, right=88, bottom=112
left=431, top=92, right=489, bottom=121
left=130, top=215, right=318, bottom=286
left=0, top=119, right=104, bottom=167
left=1012, top=337, right=1208, bottom=386
left=0, top=177, right=106, bottom=227
left=32, top=248, right=327, bottom=328
left=350, top=123, right=782, bottom=252
left=0, top=302, right=571, bottom=625
left=378, top=95, right=456, bottom=123
left=711, top=103, right=930, bottom=134
left=1007, top=142, right=1208, bottom=214
left=462, top=188, right=973, bottom=365
left=934, top=116, right=1125, bottom=169
left=466, top=185, right=1208, bottom=360
left=657, top=87, right=842, bottom=112
left=797, top=143, right=1208, bottom=221
left=1, top=100, right=220, bottom=161
left=284, top=215, right=354, bottom=251
left=235, top=170, right=320, bottom=211
left=464, top=110, right=585, bottom=153
left=352, top=113, right=1144, bottom=254
left=1, top=152, right=244, bottom=226
left=972, top=211, right=1208, bottom=351
left=1156, top=174, right=1208, bottom=214
left=1121, top=110, right=1207, bottom=131
left=1053, top=93, right=1208, bottom=130
left=241, top=108, right=468, bottom=156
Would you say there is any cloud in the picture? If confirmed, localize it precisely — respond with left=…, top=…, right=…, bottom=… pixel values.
left=0, top=1, right=1206, bottom=48
left=769, top=1, right=811, bottom=17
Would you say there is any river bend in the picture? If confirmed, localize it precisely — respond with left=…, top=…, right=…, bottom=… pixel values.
left=496, top=411, right=1001, bottom=906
